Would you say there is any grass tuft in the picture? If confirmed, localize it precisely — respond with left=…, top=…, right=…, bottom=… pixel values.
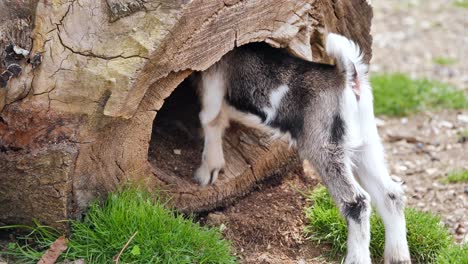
left=441, top=170, right=468, bottom=184
left=305, top=186, right=454, bottom=263
left=454, top=0, right=468, bottom=8
left=371, top=73, right=468, bottom=116
left=1, top=187, right=236, bottom=264
left=432, top=57, right=457, bottom=66
left=436, top=244, right=468, bottom=263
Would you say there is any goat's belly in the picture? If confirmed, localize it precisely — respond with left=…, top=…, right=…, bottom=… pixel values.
left=223, top=103, right=297, bottom=146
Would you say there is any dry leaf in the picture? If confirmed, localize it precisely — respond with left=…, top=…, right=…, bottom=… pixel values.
left=37, top=236, right=68, bottom=264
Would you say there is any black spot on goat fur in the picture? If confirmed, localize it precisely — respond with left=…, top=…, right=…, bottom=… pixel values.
left=344, top=194, right=368, bottom=223
left=226, top=95, right=267, bottom=122
left=388, top=193, right=396, bottom=200
left=330, top=114, right=345, bottom=144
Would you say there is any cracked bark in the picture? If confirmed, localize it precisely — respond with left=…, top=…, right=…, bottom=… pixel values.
left=0, top=0, right=372, bottom=229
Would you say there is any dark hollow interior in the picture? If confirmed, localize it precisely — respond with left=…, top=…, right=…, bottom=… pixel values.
left=148, top=76, right=204, bottom=181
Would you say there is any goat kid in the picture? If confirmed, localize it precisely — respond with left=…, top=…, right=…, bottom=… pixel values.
left=194, top=33, right=411, bottom=264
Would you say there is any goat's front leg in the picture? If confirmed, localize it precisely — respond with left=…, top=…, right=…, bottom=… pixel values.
left=303, top=144, right=372, bottom=264
left=195, top=108, right=228, bottom=186
left=195, top=68, right=228, bottom=186
left=354, top=132, right=411, bottom=263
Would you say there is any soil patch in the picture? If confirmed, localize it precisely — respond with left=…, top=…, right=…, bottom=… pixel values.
left=199, top=169, right=336, bottom=264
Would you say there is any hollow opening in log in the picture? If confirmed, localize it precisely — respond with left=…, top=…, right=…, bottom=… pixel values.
left=148, top=76, right=203, bottom=183
left=147, top=71, right=296, bottom=212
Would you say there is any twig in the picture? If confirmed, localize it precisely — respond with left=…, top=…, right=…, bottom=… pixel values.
left=114, top=230, right=138, bottom=264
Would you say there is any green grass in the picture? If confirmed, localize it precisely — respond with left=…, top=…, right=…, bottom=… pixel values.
left=1, top=187, right=236, bottom=264
left=433, top=57, right=457, bottom=66
left=305, top=186, right=455, bottom=263
left=441, top=170, right=468, bottom=184
left=436, top=244, right=468, bottom=263
left=371, top=73, right=468, bottom=116
left=454, top=0, right=468, bottom=8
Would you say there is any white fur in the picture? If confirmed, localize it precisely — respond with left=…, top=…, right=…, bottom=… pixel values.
left=195, top=68, right=228, bottom=186
left=199, top=68, right=226, bottom=125
left=326, top=33, right=369, bottom=88
left=346, top=221, right=372, bottom=264
left=354, top=138, right=411, bottom=263
left=328, top=32, right=373, bottom=151
left=334, top=33, right=411, bottom=263
left=263, top=84, right=289, bottom=123
left=341, top=157, right=372, bottom=264
left=226, top=104, right=267, bottom=131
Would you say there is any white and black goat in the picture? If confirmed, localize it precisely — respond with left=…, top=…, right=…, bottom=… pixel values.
left=194, top=33, right=411, bottom=264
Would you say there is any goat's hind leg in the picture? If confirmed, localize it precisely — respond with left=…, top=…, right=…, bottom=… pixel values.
left=354, top=131, right=411, bottom=263
left=195, top=68, right=229, bottom=186
left=302, top=142, right=372, bottom=264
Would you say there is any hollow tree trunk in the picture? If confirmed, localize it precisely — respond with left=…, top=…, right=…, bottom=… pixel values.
left=0, top=0, right=373, bottom=229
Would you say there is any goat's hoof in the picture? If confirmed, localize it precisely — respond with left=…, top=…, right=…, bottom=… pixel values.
left=385, top=259, right=411, bottom=264
left=194, top=165, right=223, bottom=186
left=385, top=245, right=411, bottom=264
left=345, top=254, right=371, bottom=264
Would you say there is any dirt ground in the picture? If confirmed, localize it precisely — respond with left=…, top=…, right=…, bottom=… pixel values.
left=200, top=169, right=334, bottom=264
left=382, top=110, right=467, bottom=243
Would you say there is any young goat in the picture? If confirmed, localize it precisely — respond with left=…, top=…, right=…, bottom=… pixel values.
left=195, top=33, right=411, bottom=263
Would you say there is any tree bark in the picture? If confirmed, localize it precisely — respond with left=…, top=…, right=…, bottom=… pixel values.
left=0, top=0, right=372, bottom=229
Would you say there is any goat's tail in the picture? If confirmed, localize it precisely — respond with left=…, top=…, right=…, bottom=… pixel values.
left=325, top=33, right=369, bottom=95
left=326, top=33, right=376, bottom=149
